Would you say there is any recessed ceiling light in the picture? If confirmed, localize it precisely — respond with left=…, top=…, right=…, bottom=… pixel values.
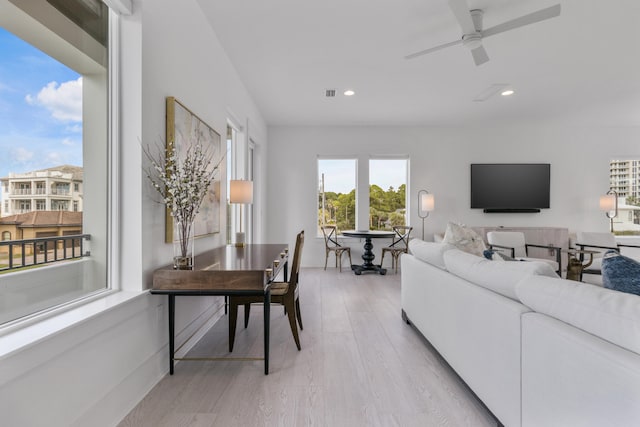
left=473, top=83, right=509, bottom=102
left=501, top=89, right=515, bottom=96
left=344, top=90, right=355, bottom=96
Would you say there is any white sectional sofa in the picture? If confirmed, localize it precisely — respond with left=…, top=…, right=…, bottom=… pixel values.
left=401, top=240, right=640, bottom=427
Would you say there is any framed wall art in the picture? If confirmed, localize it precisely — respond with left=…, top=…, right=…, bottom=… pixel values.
left=165, top=96, right=223, bottom=243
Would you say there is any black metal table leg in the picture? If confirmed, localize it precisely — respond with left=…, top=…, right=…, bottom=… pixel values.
left=351, top=237, right=387, bottom=275
left=168, top=294, right=175, bottom=375
left=264, top=289, right=271, bottom=375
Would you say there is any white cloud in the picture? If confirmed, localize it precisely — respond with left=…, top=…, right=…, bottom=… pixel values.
left=46, top=151, right=63, bottom=164
left=12, top=147, right=34, bottom=162
left=25, top=77, right=82, bottom=122
left=61, top=138, right=76, bottom=146
left=65, top=124, right=82, bottom=133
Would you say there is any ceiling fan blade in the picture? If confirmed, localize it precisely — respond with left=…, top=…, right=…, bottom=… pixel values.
left=482, top=4, right=561, bottom=38
left=404, top=39, right=463, bottom=60
left=471, top=45, right=489, bottom=66
left=448, top=0, right=476, bottom=34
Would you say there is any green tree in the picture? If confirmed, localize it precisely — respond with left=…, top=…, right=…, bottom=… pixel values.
left=333, top=189, right=356, bottom=231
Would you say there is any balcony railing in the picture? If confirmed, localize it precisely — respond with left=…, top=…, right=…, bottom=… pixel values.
left=0, top=234, right=90, bottom=272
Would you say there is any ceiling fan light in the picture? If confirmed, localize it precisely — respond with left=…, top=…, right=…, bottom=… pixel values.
left=462, top=33, right=482, bottom=50
left=344, top=90, right=355, bottom=96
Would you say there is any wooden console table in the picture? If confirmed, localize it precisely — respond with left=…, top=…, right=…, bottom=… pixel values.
left=151, top=244, right=288, bottom=375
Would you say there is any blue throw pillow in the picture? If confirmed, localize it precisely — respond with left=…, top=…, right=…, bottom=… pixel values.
left=601, top=250, right=640, bottom=296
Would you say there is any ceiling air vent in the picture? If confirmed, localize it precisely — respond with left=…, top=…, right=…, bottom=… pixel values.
left=325, top=89, right=336, bottom=98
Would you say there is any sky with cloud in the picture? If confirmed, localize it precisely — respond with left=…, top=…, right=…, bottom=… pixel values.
left=0, top=27, right=82, bottom=181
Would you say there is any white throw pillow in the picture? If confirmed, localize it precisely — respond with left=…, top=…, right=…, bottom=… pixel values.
left=408, top=239, right=455, bottom=270
left=516, top=275, right=640, bottom=355
left=442, top=222, right=486, bottom=257
left=443, top=249, right=558, bottom=301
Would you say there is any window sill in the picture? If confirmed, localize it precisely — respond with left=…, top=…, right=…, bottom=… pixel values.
left=0, top=289, right=148, bottom=361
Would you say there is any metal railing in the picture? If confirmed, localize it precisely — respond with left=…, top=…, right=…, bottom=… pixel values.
left=0, top=234, right=90, bottom=272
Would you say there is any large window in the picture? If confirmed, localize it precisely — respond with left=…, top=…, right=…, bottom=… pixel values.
left=608, top=159, right=640, bottom=234
left=0, top=0, right=112, bottom=326
left=318, top=158, right=357, bottom=235
left=318, top=157, right=409, bottom=235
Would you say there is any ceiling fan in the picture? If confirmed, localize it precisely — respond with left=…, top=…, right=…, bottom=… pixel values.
left=405, top=0, right=561, bottom=66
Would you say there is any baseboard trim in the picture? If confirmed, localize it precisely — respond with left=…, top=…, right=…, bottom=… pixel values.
left=75, top=299, right=225, bottom=427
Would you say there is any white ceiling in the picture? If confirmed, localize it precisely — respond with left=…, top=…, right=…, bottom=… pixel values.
left=198, top=0, right=640, bottom=127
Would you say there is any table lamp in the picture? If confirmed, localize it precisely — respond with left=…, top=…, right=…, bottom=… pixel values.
left=229, top=180, right=253, bottom=247
left=417, top=190, right=435, bottom=240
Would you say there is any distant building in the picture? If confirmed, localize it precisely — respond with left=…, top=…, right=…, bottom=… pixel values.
left=615, top=197, right=640, bottom=231
left=609, top=159, right=640, bottom=199
left=0, top=211, right=82, bottom=255
left=0, top=165, right=83, bottom=217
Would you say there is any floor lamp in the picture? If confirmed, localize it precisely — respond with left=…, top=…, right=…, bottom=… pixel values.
left=417, top=190, right=435, bottom=241
left=229, top=180, right=253, bottom=247
left=600, top=189, right=618, bottom=233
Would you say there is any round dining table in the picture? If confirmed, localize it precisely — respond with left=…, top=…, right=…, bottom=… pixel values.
left=342, top=230, right=395, bottom=275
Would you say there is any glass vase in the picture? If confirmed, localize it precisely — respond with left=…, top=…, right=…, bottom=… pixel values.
left=173, top=219, right=195, bottom=270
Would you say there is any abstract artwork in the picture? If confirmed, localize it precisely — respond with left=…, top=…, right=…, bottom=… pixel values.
left=165, top=96, right=222, bottom=243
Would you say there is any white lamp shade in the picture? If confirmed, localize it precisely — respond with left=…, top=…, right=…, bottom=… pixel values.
left=599, top=194, right=616, bottom=211
left=420, top=193, right=435, bottom=212
left=229, top=180, right=253, bottom=204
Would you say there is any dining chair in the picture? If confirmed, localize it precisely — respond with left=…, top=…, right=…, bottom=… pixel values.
left=380, top=225, right=413, bottom=273
left=487, top=231, right=562, bottom=275
left=228, top=230, right=305, bottom=352
left=320, top=225, right=352, bottom=272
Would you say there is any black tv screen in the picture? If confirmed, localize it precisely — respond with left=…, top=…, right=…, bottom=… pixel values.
left=470, top=163, right=550, bottom=212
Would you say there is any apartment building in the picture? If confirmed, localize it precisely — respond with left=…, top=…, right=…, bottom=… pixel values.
left=0, top=165, right=83, bottom=217
left=609, top=159, right=640, bottom=199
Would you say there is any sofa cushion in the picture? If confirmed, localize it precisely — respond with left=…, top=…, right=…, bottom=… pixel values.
left=442, top=222, right=486, bottom=257
left=602, top=250, right=640, bottom=296
left=443, top=249, right=558, bottom=301
left=408, top=239, right=455, bottom=270
left=516, top=275, right=640, bottom=354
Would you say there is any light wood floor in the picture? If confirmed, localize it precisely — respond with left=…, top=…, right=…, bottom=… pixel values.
left=119, top=268, right=496, bottom=427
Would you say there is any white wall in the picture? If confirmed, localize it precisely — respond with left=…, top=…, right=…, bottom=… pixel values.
left=0, top=1, right=268, bottom=426
left=267, top=125, right=640, bottom=267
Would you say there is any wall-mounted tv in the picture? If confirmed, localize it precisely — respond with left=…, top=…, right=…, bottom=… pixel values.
left=470, top=163, right=550, bottom=213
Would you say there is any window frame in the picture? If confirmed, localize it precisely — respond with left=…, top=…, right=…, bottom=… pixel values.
left=0, top=1, right=120, bottom=329
left=317, top=155, right=410, bottom=235
left=317, top=156, right=358, bottom=236
left=608, top=158, right=640, bottom=234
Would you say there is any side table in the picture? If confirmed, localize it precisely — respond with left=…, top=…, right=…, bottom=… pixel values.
left=565, top=249, right=598, bottom=281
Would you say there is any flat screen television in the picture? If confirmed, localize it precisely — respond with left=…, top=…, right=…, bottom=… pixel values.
left=470, top=163, right=550, bottom=213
